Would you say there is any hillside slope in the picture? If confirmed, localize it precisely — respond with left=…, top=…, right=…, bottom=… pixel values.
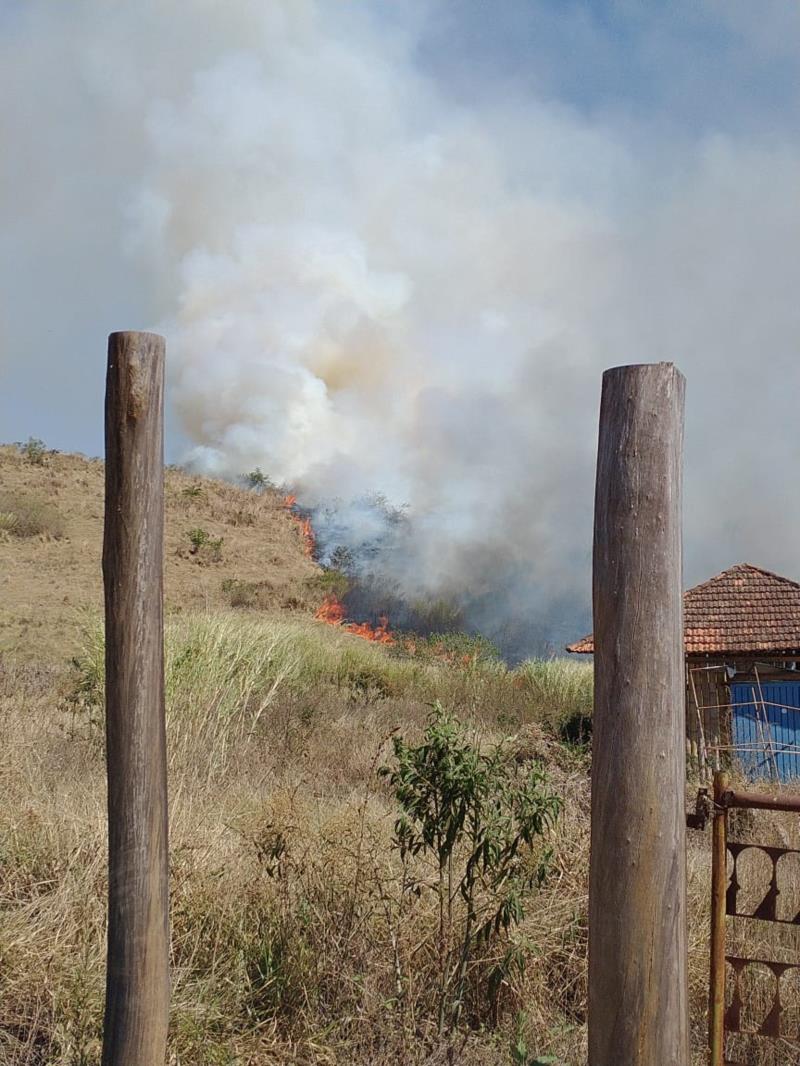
left=0, top=445, right=734, bottom=1066
left=0, top=444, right=319, bottom=660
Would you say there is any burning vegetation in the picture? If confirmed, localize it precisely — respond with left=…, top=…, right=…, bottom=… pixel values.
left=315, top=594, right=395, bottom=644
left=284, top=489, right=534, bottom=660
left=285, top=493, right=398, bottom=644
left=283, top=494, right=316, bottom=558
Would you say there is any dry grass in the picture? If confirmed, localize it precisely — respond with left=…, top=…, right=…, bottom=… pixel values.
left=7, top=611, right=796, bottom=1064
left=0, top=491, right=65, bottom=541
left=1, top=617, right=594, bottom=1065
left=2, top=445, right=798, bottom=1063
left=0, top=445, right=320, bottom=661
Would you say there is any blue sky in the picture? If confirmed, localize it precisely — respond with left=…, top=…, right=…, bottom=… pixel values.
left=418, top=1, right=800, bottom=132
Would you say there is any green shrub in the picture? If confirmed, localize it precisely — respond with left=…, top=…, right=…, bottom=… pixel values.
left=181, top=483, right=205, bottom=500
left=187, top=527, right=210, bottom=551
left=243, top=467, right=271, bottom=491
left=16, top=436, right=48, bottom=464
left=0, top=491, right=65, bottom=539
left=380, top=704, right=560, bottom=1043
left=187, top=527, right=223, bottom=562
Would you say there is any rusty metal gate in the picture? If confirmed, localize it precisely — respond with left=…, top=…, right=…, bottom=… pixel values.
left=707, top=771, right=800, bottom=1065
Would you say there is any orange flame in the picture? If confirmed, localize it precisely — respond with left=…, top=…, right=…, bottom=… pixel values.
left=315, top=595, right=346, bottom=624
left=314, top=595, right=395, bottom=645
left=345, top=615, right=395, bottom=645
left=283, top=494, right=315, bottom=557
left=285, top=496, right=394, bottom=644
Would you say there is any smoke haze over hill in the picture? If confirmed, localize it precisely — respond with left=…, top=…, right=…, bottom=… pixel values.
left=3, top=1, right=800, bottom=653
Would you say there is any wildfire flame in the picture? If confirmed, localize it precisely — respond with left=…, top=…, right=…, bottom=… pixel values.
left=314, top=595, right=395, bottom=645
left=284, top=494, right=395, bottom=644
left=284, top=494, right=316, bottom=557
left=315, top=595, right=346, bottom=624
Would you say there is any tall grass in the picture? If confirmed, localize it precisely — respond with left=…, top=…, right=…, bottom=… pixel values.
left=6, top=614, right=800, bottom=1063
left=73, top=614, right=593, bottom=773
left=514, top=658, right=593, bottom=747
left=516, top=659, right=592, bottom=715
left=3, top=616, right=596, bottom=1064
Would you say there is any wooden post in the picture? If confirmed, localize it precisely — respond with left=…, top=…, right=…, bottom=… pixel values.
left=102, top=332, right=169, bottom=1066
left=588, top=363, right=689, bottom=1066
left=709, top=770, right=729, bottom=1066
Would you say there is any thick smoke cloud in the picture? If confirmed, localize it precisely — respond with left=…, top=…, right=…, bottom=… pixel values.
left=3, top=2, right=800, bottom=655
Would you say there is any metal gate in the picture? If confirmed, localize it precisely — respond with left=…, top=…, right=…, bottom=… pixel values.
left=708, top=771, right=800, bottom=1065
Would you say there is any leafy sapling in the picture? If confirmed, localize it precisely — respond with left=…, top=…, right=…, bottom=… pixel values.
left=380, top=703, right=560, bottom=1051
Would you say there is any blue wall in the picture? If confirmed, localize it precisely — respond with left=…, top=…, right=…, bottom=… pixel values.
left=730, top=681, right=800, bottom=782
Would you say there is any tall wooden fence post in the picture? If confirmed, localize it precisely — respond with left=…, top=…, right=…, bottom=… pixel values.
left=588, top=363, right=688, bottom=1065
left=102, top=332, right=170, bottom=1066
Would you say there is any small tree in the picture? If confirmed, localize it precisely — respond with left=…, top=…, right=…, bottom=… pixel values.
left=17, top=437, right=48, bottom=465
left=380, top=704, right=560, bottom=1053
left=186, top=527, right=223, bottom=562
left=244, top=467, right=271, bottom=491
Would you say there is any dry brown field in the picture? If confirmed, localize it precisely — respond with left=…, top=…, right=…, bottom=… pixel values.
left=1, top=445, right=798, bottom=1065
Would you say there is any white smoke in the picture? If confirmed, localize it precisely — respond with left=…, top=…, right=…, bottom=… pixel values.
left=3, top=1, right=800, bottom=654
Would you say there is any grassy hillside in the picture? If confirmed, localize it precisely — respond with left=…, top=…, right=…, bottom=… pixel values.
left=0, top=443, right=597, bottom=1064
left=1, top=445, right=793, bottom=1065
left=0, top=444, right=319, bottom=660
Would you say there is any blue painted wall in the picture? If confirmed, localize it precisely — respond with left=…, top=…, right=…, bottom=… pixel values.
left=730, top=681, right=800, bottom=782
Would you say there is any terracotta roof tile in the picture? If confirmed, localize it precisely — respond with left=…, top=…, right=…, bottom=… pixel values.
left=567, top=564, right=800, bottom=656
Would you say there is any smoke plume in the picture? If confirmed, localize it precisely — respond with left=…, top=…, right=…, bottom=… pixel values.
left=3, top=2, right=800, bottom=656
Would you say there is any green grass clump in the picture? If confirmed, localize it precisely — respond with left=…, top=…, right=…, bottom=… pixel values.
left=407, top=596, right=466, bottom=633
left=70, top=613, right=437, bottom=770
left=74, top=614, right=310, bottom=770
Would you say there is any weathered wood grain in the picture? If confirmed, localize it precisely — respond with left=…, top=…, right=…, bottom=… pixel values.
left=588, top=362, right=689, bottom=1065
left=102, top=331, right=169, bottom=1066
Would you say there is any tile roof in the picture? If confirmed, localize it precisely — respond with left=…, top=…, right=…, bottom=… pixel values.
left=567, top=564, right=800, bottom=657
